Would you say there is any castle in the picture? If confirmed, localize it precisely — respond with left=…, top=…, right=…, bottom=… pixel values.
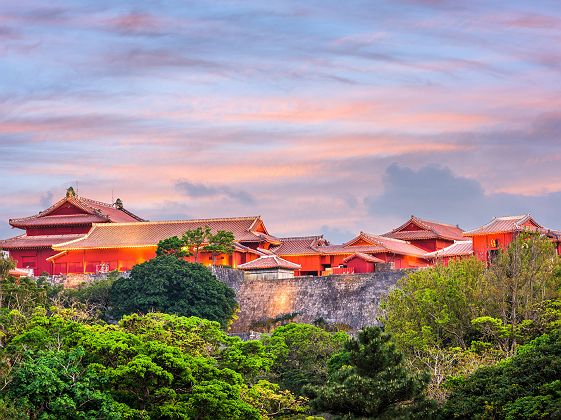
left=1, top=188, right=560, bottom=277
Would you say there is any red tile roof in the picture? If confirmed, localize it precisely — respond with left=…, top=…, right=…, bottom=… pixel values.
left=313, top=244, right=387, bottom=255
left=53, top=217, right=276, bottom=250
left=343, top=232, right=428, bottom=257
left=545, top=230, right=561, bottom=242
left=424, top=240, right=474, bottom=259
left=10, top=195, right=145, bottom=228
left=342, top=253, right=385, bottom=264
left=271, top=236, right=329, bottom=255
left=8, top=268, right=33, bottom=278
left=0, top=234, right=85, bottom=249
left=464, top=215, right=542, bottom=236
left=238, top=255, right=301, bottom=271
left=384, top=216, right=464, bottom=241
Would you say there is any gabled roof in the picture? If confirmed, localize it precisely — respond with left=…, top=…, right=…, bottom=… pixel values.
left=8, top=268, right=33, bottom=278
left=384, top=216, right=464, bottom=241
left=270, top=235, right=329, bottom=256
left=341, top=232, right=428, bottom=257
left=424, top=240, right=474, bottom=259
left=544, top=230, right=561, bottom=242
left=9, top=195, right=145, bottom=228
left=0, top=234, right=85, bottom=249
left=238, top=255, right=301, bottom=271
left=464, top=215, right=542, bottom=236
left=53, top=216, right=276, bottom=250
left=342, top=253, right=385, bottom=264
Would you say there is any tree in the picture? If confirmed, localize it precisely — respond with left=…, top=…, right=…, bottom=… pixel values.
left=155, top=236, right=189, bottom=258
left=61, top=271, right=120, bottom=321
left=382, top=258, right=487, bottom=352
left=484, top=231, right=560, bottom=354
left=262, top=323, right=348, bottom=395
left=381, top=242, right=561, bottom=400
left=183, top=226, right=211, bottom=263
left=204, top=230, right=236, bottom=265
left=0, top=311, right=301, bottom=419
left=305, top=326, right=435, bottom=418
left=109, top=255, right=237, bottom=328
left=381, top=258, right=494, bottom=399
left=0, top=255, right=15, bottom=280
left=443, top=331, right=561, bottom=419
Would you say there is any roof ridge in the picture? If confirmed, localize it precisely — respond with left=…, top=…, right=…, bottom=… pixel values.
left=52, top=226, right=97, bottom=248
left=278, top=235, right=323, bottom=240
left=412, top=215, right=460, bottom=229
left=496, top=214, right=528, bottom=220
left=88, top=216, right=261, bottom=228
left=363, top=232, right=411, bottom=244
left=77, top=196, right=114, bottom=208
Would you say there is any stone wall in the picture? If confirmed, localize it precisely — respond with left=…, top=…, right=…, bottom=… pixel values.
left=212, top=268, right=409, bottom=333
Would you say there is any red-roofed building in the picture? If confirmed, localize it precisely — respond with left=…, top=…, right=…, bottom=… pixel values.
left=238, top=255, right=302, bottom=280
left=342, top=253, right=385, bottom=273
left=338, top=232, right=430, bottom=269
left=270, top=236, right=330, bottom=276
left=47, top=216, right=276, bottom=274
left=424, top=240, right=474, bottom=265
left=272, top=232, right=431, bottom=275
left=383, top=215, right=465, bottom=252
left=0, top=188, right=144, bottom=275
left=463, top=215, right=544, bottom=262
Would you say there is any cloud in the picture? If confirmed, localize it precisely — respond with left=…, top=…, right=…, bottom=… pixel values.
left=175, top=180, right=255, bottom=204
left=40, top=191, right=54, bottom=208
left=320, top=225, right=356, bottom=244
left=366, top=163, right=561, bottom=231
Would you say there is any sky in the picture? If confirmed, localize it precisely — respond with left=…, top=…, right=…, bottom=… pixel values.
left=1, top=0, right=561, bottom=243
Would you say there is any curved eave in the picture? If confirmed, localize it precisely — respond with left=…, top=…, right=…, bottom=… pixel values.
left=53, top=244, right=158, bottom=251
left=0, top=244, right=55, bottom=250
left=463, top=228, right=538, bottom=237
left=46, top=251, right=68, bottom=262
left=9, top=221, right=96, bottom=229
left=275, top=251, right=323, bottom=256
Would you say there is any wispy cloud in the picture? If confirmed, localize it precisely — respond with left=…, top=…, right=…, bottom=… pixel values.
left=0, top=0, right=560, bottom=241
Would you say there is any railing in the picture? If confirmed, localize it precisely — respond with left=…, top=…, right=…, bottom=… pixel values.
left=322, top=267, right=355, bottom=276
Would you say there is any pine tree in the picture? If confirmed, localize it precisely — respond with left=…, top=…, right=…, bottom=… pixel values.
left=306, top=326, right=436, bottom=418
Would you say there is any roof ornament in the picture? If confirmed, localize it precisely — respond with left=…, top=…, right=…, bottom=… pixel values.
left=66, top=187, right=77, bottom=198
left=114, top=198, right=124, bottom=210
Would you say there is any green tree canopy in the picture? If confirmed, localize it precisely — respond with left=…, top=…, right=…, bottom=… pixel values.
left=0, top=311, right=304, bottom=419
left=109, top=255, right=237, bottom=328
left=443, top=331, right=561, bottom=419
left=262, top=323, right=348, bottom=395
left=156, top=235, right=189, bottom=258
left=0, top=255, right=16, bottom=280
left=382, top=257, right=487, bottom=352
left=204, top=230, right=236, bottom=265
left=183, top=226, right=211, bottom=262
left=484, top=231, right=561, bottom=353
left=305, top=326, right=435, bottom=418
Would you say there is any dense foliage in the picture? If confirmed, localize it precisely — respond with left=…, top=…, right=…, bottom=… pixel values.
left=305, top=326, right=436, bottom=418
left=382, top=233, right=561, bottom=400
left=155, top=227, right=236, bottom=264
left=155, top=236, right=189, bottom=258
left=0, top=310, right=308, bottom=419
left=263, top=323, right=348, bottom=395
left=0, top=255, right=16, bottom=279
left=443, top=331, right=561, bottom=419
left=110, top=255, right=238, bottom=328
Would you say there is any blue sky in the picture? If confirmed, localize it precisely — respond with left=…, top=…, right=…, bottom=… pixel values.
left=1, top=0, right=561, bottom=242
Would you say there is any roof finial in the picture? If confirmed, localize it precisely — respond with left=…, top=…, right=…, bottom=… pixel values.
left=66, top=186, right=77, bottom=198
